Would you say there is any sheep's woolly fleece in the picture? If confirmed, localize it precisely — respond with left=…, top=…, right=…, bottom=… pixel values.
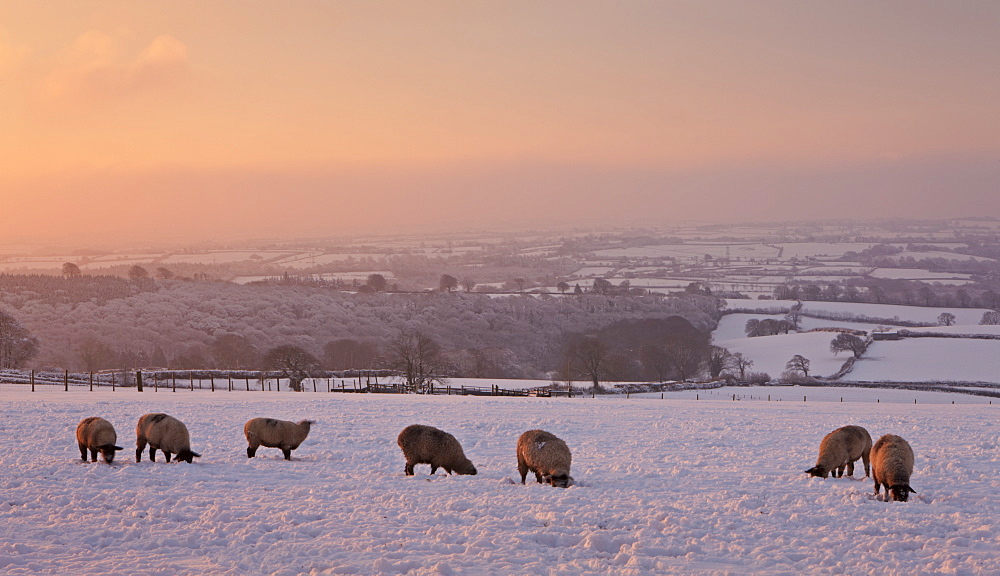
left=0, top=386, right=998, bottom=575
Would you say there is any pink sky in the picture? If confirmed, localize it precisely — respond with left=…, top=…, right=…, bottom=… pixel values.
left=2, top=1, right=999, bottom=245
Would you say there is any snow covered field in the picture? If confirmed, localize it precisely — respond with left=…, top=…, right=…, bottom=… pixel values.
left=2, top=388, right=998, bottom=575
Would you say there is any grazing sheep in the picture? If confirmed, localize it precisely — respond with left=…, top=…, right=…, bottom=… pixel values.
left=244, top=418, right=314, bottom=460
left=805, top=425, right=872, bottom=478
left=516, top=429, right=573, bottom=488
left=135, top=413, right=200, bottom=463
left=396, top=424, right=477, bottom=476
left=75, top=417, right=123, bottom=464
left=871, top=434, right=917, bottom=502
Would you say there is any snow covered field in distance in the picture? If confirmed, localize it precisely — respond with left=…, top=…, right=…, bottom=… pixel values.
left=1, top=387, right=998, bottom=575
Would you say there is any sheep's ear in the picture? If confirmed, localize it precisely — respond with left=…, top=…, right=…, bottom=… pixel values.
left=905, top=485, right=917, bottom=494
left=190, top=451, right=202, bottom=458
left=113, top=445, right=124, bottom=451
left=804, top=467, right=818, bottom=475
left=101, top=444, right=124, bottom=452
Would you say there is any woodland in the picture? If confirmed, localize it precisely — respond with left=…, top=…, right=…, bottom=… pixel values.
left=0, top=274, right=721, bottom=382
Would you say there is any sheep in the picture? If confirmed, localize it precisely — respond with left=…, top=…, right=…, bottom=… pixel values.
left=396, top=424, right=477, bottom=476
left=804, top=425, right=872, bottom=478
left=516, top=429, right=573, bottom=488
left=75, top=417, right=123, bottom=464
left=871, top=434, right=917, bottom=502
left=135, top=413, right=201, bottom=463
left=244, top=418, right=314, bottom=460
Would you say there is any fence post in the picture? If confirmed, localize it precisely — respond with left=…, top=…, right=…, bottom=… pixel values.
left=210, top=375, right=215, bottom=392
left=136, top=371, right=143, bottom=392
left=112, top=372, right=115, bottom=391
left=64, top=370, right=69, bottom=391
left=229, top=375, right=233, bottom=392
left=90, top=372, right=93, bottom=392
left=173, top=374, right=176, bottom=393
left=189, top=372, right=193, bottom=391
left=153, top=372, right=158, bottom=392
left=31, top=369, right=35, bottom=392
left=312, top=379, right=317, bottom=393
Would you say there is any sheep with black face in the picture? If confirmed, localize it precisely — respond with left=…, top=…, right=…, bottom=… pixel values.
left=805, top=425, right=872, bottom=479
left=516, top=429, right=573, bottom=488
left=76, top=417, right=123, bottom=464
left=396, top=424, right=477, bottom=476
left=871, top=434, right=917, bottom=502
left=135, top=413, right=200, bottom=463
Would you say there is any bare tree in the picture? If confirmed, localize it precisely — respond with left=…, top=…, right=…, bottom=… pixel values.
left=731, top=352, right=753, bottom=381
left=263, top=344, right=320, bottom=392
left=460, top=277, right=477, bottom=293
left=556, top=281, right=570, bottom=294
left=981, top=310, right=1000, bottom=325
left=663, top=337, right=704, bottom=382
left=366, top=273, right=388, bottom=292
left=830, top=333, right=867, bottom=359
left=705, top=346, right=732, bottom=379
left=386, top=331, right=443, bottom=391
left=937, top=312, right=956, bottom=327
left=0, top=310, right=39, bottom=369
left=785, top=355, right=811, bottom=377
left=439, top=274, right=458, bottom=293
left=640, top=344, right=670, bottom=383
left=572, top=336, right=608, bottom=391
left=62, top=262, right=82, bottom=277
left=156, top=267, right=175, bottom=280
left=128, top=265, right=149, bottom=281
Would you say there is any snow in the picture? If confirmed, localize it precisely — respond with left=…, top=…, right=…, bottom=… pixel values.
left=2, top=387, right=997, bottom=575
left=726, top=299, right=991, bottom=327
left=849, top=338, right=1000, bottom=383
left=870, top=268, right=974, bottom=282
left=715, top=331, right=850, bottom=378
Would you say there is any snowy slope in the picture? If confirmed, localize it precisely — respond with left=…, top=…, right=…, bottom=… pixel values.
left=725, top=299, right=991, bottom=326
left=3, top=388, right=996, bottom=575
left=849, top=339, right=1000, bottom=383
left=716, top=331, right=850, bottom=378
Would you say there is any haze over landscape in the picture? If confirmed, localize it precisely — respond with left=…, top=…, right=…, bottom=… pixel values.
left=3, top=1, right=1000, bottom=245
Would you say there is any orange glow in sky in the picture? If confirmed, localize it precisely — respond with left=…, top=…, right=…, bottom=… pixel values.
left=2, top=1, right=999, bottom=245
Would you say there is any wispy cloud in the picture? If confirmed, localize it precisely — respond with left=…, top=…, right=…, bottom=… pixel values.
left=39, top=31, right=190, bottom=107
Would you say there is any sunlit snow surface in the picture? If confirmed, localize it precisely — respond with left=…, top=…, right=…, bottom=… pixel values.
left=1, top=387, right=998, bottom=575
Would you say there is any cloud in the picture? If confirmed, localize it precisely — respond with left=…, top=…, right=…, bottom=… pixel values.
left=40, top=31, right=190, bottom=106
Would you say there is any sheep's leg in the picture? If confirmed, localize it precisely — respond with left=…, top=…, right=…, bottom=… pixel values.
left=534, top=472, right=543, bottom=483
left=90, top=449, right=99, bottom=463
left=846, top=461, right=855, bottom=477
left=164, top=451, right=172, bottom=463
left=136, top=439, right=147, bottom=462
left=430, top=464, right=439, bottom=474
left=247, top=445, right=258, bottom=458
left=862, top=454, right=871, bottom=477
left=404, top=462, right=415, bottom=476
left=79, top=444, right=88, bottom=462
left=149, top=446, right=157, bottom=462
left=518, top=460, right=529, bottom=484
left=282, top=448, right=292, bottom=460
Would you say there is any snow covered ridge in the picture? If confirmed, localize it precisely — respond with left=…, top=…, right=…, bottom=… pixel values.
left=1, top=388, right=997, bottom=575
